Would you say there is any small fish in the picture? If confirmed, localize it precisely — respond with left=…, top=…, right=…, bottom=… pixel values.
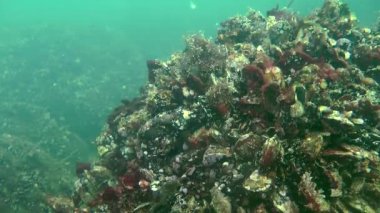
left=189, top=1, right=197, bottom=10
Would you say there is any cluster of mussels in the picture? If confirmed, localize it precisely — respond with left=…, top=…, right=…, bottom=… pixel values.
left=72, top=0, right=380, bottom=212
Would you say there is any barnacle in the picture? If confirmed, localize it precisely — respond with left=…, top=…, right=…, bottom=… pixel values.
left=243, top=170, right=272, bottom=192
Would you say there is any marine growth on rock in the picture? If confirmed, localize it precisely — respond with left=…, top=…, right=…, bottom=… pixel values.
left=72, top=0, right=380, bottom=212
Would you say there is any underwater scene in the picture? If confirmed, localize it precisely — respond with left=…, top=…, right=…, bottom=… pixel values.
left=0, top=0, right=380, bottom=212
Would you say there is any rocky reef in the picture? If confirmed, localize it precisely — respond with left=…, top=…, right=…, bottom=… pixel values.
left=0, top=102, right=86, bottom=212
left=71, top=0, right=380, bottom=212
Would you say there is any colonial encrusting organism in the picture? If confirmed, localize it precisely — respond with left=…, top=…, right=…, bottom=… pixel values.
left=69, top=0, right=380, bottom=212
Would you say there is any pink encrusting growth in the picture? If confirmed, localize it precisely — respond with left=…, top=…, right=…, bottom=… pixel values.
left=294, top=43, right=340, bottom=81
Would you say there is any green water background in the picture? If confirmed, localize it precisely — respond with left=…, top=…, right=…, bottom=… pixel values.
left=0, top=0, right=379, bottom=211
left=1, top=0, right=378, bottom=57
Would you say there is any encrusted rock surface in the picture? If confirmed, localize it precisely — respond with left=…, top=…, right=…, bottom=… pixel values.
left=72, top=1, right=380, bottom=212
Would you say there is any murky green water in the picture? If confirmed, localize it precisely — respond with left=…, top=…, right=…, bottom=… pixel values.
left=0, top=0, right=378, bottom=211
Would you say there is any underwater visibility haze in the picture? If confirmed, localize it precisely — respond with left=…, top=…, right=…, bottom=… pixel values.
left=0, top=0, right=380, bottom=212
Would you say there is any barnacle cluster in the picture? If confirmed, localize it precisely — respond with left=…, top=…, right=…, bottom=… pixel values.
left=73, top=0, right=380, bottom=212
